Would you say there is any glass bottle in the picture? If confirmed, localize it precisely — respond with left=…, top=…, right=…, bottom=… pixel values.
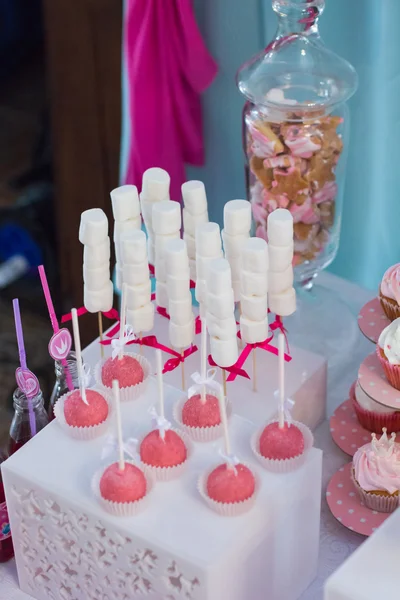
left=237, top=0, right=358, bottom=288
left=48, top=352, right=79, bottom=420
left=8, top=388, right=49, bottom=455
left=0, top=451, right=13, bottom=562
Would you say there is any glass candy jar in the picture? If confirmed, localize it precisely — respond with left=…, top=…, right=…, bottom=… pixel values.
left=237, top=0, right=357, bottom=287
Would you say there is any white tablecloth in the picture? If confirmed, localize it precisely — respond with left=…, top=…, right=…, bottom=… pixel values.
left=0, top=272, right=375, bottom=600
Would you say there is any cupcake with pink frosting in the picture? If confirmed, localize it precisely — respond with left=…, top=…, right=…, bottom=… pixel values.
left=352, top=428, right=400, bottom=512
left=377, top=318, right=400, bottom=390
left=379, top=263, right=400, bottom=321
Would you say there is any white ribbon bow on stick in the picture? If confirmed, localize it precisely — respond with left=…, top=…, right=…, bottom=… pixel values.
left=274, top=390, right=295, bottom=426
left=101, top=435, right=139, bottom=461
left=111, top=324, right=136, bottom=359
left=149, top=406, right=171, bottom=441
left=188, top=368, right=221, bottom=399
left=218, top=448, right=240, bottom=475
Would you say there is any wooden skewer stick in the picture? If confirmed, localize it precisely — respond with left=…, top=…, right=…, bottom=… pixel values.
left=139, top=332, right=143, bottom=356
left=252, top=349, right=257, bottom=392
left=98, top=311, right=104, bottom=358
left=181, top=350, right=185, bottom=390
left=222, top=369, right=227, bottom=399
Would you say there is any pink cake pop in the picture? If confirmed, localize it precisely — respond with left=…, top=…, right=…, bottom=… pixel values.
left=206, top=463, right=255, bottom=504
left=140, top=429, right=187, bottom=468
left=259, top=421, right=304, bottom=460
left=100, top=462, right=147, bottom=503
left=182, top=393, right=221, bottom=428
left=64, top=389, right=108, bottom=427
left=102, top=354, right=144, bottom=388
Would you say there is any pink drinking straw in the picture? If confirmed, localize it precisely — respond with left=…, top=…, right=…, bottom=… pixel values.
left=38, top=265, right=73, bottom=391
left=12, top=299, right=37, bottom=437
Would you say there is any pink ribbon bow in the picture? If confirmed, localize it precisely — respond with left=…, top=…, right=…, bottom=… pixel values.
left=102, top=332, right=175, bottom=357
left=163, top=345, right=198, bottom=373
left=207, top=354, right=250, bottom=380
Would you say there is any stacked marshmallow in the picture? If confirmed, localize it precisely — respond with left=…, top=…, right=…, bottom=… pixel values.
left=120, top=229, right=154, bottom=334
left=195, top=223, right=223, bottom=317
left=239, top=238, right=269, bottom=344
left=165, top=239, right=194, bottom=350
left=140, top=168, right=171, bottom=265
left=206, top=258, right=238, bottom=368
left=79, top=208, right=113, bottom=314
left=222, top=200, right=252, bottom=302
left=152, top=200, right=181, bottom=309
left=267, top=209, right=296, bottom=316
left=182, top=181, right=209, bottom=282
left=110, top=185, right=141, bottom=290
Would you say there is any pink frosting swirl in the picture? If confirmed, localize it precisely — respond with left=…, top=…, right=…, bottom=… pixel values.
left=381, top=263, right=400, bottom=305
left=353, top=433, right=400, bottom=494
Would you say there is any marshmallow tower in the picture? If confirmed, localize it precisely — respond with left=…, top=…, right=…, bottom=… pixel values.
left=165, top=239, right=194, bottom=353
left=152, top=200, right=181, bottom=310
left=120, top=229, right=154, bottom=334
left=267, top=209, right=296, bottom=316
left=110, top=185, right=141, bottom=290
left=195, top=223, right=223, bottom=317
left=206, top=258, right=238, bottom=368
left=140, top=168, right=170, bottom=266
left=182, top=181, right=209, bottom=282
left=239, top=237, right=269, bottom=344
left=222, top=200, right=252, bottom=302
left=79, top=208, right=113, bottom=314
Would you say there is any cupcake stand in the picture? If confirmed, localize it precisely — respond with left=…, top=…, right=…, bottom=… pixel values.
left=1, top=314, right=323, bottom=600
left=326, top=294, right=398, bottom=537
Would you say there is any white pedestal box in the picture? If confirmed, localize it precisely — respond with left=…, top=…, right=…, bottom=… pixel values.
left=84, top=311, right=328, bottom=432
left=3, top=377, right=322, bottom=600
left=324, top=507, right=400, bottom=600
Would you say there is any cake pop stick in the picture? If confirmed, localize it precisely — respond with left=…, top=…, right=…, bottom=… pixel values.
left=119, top=284, right=128, bottom=360
left=217, top=382, right=234, bottom=471
left=112, top=379, right=125, bottom=471
left=38, top=265, right=73, bottom=391
left=200, top=317, right=207, bottom=403
left=98, top=312, right=104, bottom=359
left=12, top=299, right=37, bottom=436
left=278, top=333, right=285, bottom=429
left=181, top=351, right=185, bottom=391
left=155, top=349, right=167, bottom=438
left=71, top=308, right=87, bottom=404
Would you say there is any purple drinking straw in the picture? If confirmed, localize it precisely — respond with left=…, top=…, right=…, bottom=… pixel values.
left=12, top=298, right=37, bottom=437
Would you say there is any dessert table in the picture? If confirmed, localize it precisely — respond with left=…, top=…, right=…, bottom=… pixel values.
left=0, top=271, right=375, bottom=599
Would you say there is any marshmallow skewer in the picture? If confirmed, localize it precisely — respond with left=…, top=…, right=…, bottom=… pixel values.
left=112, top=380, right=125, bottom=471
left=80, top=208, right=113, bottom=359
left=278, top=333, right=285, bottom=429
left=239, top=237, right=269, bottom=392
left=206, top=258, right=238, bottom=400
left=165, top=239, right=194, bottom=390
left=267, top=209, right=296, bottom=318
left=182, top=180, right=209, bottom=282
left=195, top=222, right=223, bottom=317
left=223, top=200, right=252, bottom=303
left=71, top=308, right=87, bottom=404
left=140, top=168, right=171, bottom=266
left=111, top=185, right=141, bottom=292
left=153, top=200, right=181, bottom=311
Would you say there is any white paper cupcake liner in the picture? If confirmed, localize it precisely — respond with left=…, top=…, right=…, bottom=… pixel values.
left=54, top=388, right=112, bottom=440
left=197, top=462, right=259, bottom=516
left=173, top=390, right=232, bottom=443
left=351, top=469, right=399, bottom=513
left=92, top=460, right=154, bottom=516
left=94, top=351, right=151, bottom=402
left=138, top=429, right=193, bottom=482
left=251, top=420, right=314, bottom=473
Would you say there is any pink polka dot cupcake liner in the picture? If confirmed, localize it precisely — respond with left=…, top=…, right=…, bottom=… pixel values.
left=376, top=345, right=400, bottom=391
left=92, top=460, right=154, bottom=517
left=94, top=352, right=151, bottom=402
left=138, top=429, right=193, bottom=482
left=351, top=381, right=400, bottom=434
left=197, top=463, right=259, bottom=517
left=251, top=420, right=314, bottom=473
left=351, top=468, right=399, bottom=513
left=54, top=389, right=112, bottom=440
left=173, top=392, right=232, bottom=443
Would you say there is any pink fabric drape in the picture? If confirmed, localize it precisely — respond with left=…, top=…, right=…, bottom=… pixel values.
left=124, top=0, right=218, bottom=201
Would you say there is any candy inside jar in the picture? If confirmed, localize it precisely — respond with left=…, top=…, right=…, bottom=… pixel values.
left=237, top=0, right=357, bottom=287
